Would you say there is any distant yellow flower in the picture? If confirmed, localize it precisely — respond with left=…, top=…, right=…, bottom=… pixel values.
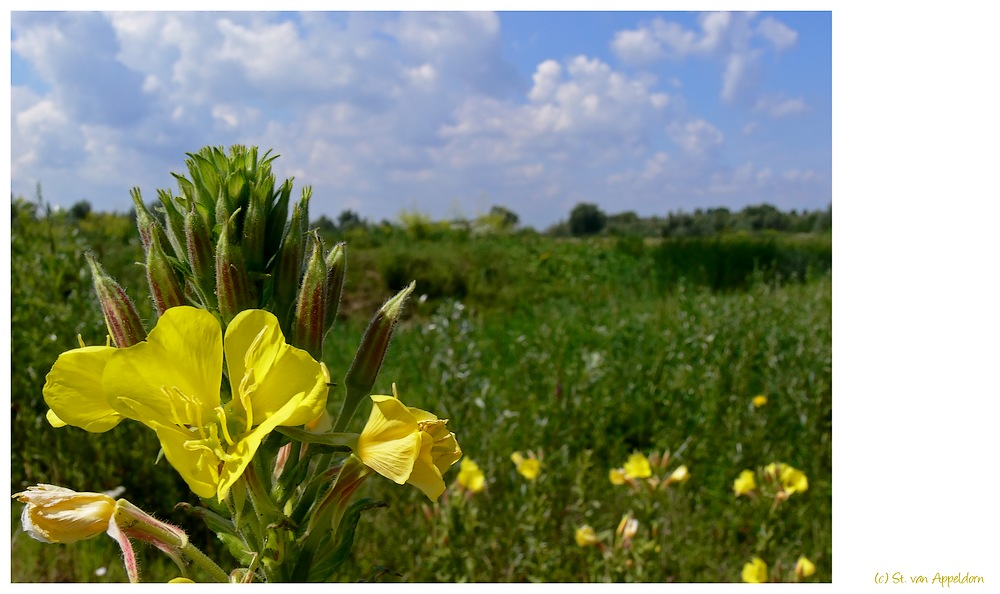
left=623, top=452, right=652, bottom=479
left=511, top=451, right=541, bottom=480
left=666, top=464, right=690, bottom=484
left=752, top=395, right=768, bottom=407
left=742, top=557, right=768, bottom=583
left=457, top=458, right=486, bottom=493
left=168, top=578, right=196, bottom=583
left=780, top=466, right=809, bottom=495
left=355, top=384, right=462, bottom=502
left=609, top=468, right=626, bottom=485
left=795, top=556, right=816, bottom=578
left=13, top=484, right=116, bottom=544
left=733, top=470, right=757, bottom=496
left=763, top=462, right=780, bottom=481
left=575, top=524, right=599, bottom=547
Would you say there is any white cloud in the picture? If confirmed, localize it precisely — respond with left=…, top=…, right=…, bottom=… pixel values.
left=757, top=16, right=798, bottom=51
left=754, top=95, right=809, bottom=118
left=668, top=119, right=725, bottom=157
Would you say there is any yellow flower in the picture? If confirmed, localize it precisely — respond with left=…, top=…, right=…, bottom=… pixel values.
left=741, top=557, right=768, bottom=583
left=168, top=578, right=196, bottom=584
left=457, top=458, right=486, bottom=493
left=609, top=467, right=626, bottom=485
left=780, top=466, right=809, bottom=495
left=575, top=524, right=599, bottom=547
left=733, top=469, right=757, bottom=496
left=43, top=307, right=330, bottom=501
left=355, top=384, right=462, bottom=501
left=752, top=395, right=768, bottom=407
left=623, top=452, right=652, bottom=480
left=511, top=451, right=541, bottom=481
left=795, top=556, right=816, bottom=578
left=666, top=464, right=690, bottom=484
left=13, top=484, right=116, bottom=544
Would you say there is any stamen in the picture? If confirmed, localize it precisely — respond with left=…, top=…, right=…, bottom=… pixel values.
left=77, top=334, right=86, bottom=349
left=244, top=327, right=268, bottom=369
left=215, top=407, right=235, bottom=447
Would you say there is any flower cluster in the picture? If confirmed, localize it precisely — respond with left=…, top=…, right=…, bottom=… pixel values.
left=741, top=555, right=816, bottom=583
left=733, top=462, right=809, bottom=505
left=609, top=450, right=689, bottom=492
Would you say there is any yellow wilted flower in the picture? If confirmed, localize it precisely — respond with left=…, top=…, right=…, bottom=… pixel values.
left=457, top=458, right=486, bottom=493
left=43, top=307, right=330, bottom=501
left=752, top=395, right=768, bottom=407
left=575, top=524, right=599, bottom=547
left=733, top=469, right=757, bottom=497
left=13, top=484, right=116, bottom=544
left=780, top=466, right=809, bottom=495
left=623, top=452, right=652, bottom=480
left=355, top=384, right=462, bottom=502
left=511, top=451, right=541, bottom=480
left=665, top=464, right=690, bottom=485
left=741, top=557, right=768, bottom=583
left=609, top=467, right=626, bottom=485
left=795, top=556, right=816, bottom=578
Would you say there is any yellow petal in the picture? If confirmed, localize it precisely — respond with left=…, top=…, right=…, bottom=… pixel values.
left=224, top=309, right=328, bottom=427
left=623, top=452, right=652, bottom=479
left=145, top=421, right=220, bottom=499
left=403, top=431, right=447, bottom=501
left=14, top=484, right=116, bottom=544
left=742, top=557, right=768, bottom=583
left=42, top=346, right=122, bottom=432
left=103, top=307, right=222, bottom=426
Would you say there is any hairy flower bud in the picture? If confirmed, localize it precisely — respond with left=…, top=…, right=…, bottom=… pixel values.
left=242, top=191, right=267, bottom=273
left=85, top=252, right=147, bottom=347
left=272, top=194, right=308, bottom=332
left=323, top=242, right=346, bottom=338
left=156, top=189, right=188, bottom=262
left=130, top=188, right=161, bottom=254
left=13, top=484, right=116, bottom=544
left=335, top=281, right=415, bottom=431
left=146, top=230, right=186, bottom=315
left=216, top=212, right=254, bottom=324
left=185, top=207, right=216, bottom=309
left=292, top=232, right=327, bottom=360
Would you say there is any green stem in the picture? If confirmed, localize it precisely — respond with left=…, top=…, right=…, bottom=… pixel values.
left=182, top=541, right=231, bottom=583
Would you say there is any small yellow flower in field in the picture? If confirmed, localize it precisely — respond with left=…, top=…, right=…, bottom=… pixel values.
left=795, top=556, right=816, bottom=578
left=665, top=464, right=690, bottom=485
left=741, top=557, right=768, bottom=583
left=733, top=470, right=757, bottom=497
left=13, top=484, right=116, bottom=544
left=457, top=458, right=486, bottom=493
left=511, top=451, right=541, bottom=481
left=168, top=578, right=196, bottom=583
left=623, top=452, right=652, bottom=480
left=575, top=524, right=599, bottom=547
left=780, top=466, right=809, bottom=495
left=609, top=468, right=626, bottom=485
left=356, top=384, right=462, bottom=502
left=42, top=307, right=330, bottom=501
left=752, top=395, right=768, bottom=407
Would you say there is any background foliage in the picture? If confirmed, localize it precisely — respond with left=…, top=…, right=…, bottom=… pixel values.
left=10, top=194, right=832, bottom=582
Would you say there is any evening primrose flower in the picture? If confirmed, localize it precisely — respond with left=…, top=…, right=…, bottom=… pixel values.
left=780, top=466, right=809, bottom=495
left=609, top=468, right=626, bottom=485
left=742, top=557, right=768, bottom=583
left=665, top=464, right=690, bottom=485
left=623, top=452, right=652, bottom=480
left=355, top=384, right=462, bottom=502
left=457, top=458, right=486, bottom=493
left=752, top=395, right=768, bottom=408
left=42, top=306, right=330, bottom=501
left=511, top=451, right=541, bottom=480
left=795, top=556, right=816, bottom=578
left=13, top=484, right=116, bottom=544
left=575, top=524, right=599, bottom=547
left=734, top=470, right=757, bottom=497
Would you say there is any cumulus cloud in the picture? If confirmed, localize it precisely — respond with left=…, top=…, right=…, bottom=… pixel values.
left=610, top=12, right=798, bottom=103
left=754, top=95, right=809, bottom=118
left=11, top=11, right=829, bottom=226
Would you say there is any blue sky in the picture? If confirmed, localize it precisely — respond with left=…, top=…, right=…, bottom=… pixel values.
left=10, top=11, right=831, bottom=228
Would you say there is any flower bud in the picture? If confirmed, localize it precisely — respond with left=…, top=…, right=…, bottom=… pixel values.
left=335, top=281, right=415, bottom=431
left=13, top=484, right=116, bottom=544
left=292, top=231, right=327, bottom=360
left=323, top=242, right=346, bottom=337
left=146, top=230, right=186, bottom=315
left=272, top=195, right=308, bottom=332
left=85, top=252, right=147, bottom=347
left=130, top=187, right=160, bottom=254
left=185, top=206, right=216, bottom=309
left=156, top=189, right=188, bottom=262
left=216, top=211, right=255, bottom=324
left=242, top=190, right=267, bottom=273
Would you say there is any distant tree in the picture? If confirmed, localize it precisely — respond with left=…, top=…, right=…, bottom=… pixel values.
left=568, top=202, right=607, bottom=236
left=737, top=203, right=789, bottom=232
left=337, top=209, right=365, bottom=230
left=313, top=215, right=337, bottom=234
left=69, top=200, right=92, bottom=220
left=488, top=205, right=519, bottom=229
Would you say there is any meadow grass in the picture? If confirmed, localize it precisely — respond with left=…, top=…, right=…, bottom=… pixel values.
left=10, top=201, right=831, bottom=582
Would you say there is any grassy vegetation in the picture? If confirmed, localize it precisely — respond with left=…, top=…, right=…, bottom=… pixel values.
left=10, top=197, right=832, bottom=582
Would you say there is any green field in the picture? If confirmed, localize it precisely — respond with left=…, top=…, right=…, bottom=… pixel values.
left=10, top=196, right=832, bottom=582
